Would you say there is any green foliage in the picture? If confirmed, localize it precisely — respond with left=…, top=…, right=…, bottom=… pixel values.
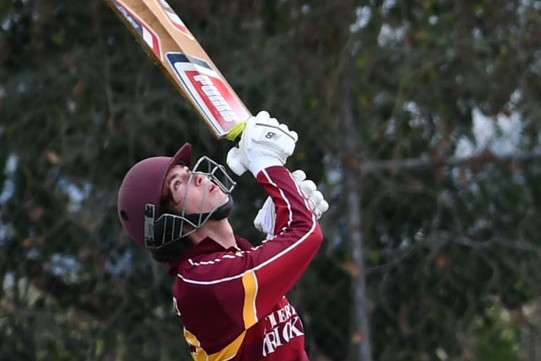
left=471, top=305, right=523, bottom=361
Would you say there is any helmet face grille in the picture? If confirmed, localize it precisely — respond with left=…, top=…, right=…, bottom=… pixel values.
left=144, top=156, right=236, bottom=249
left=144, top=209, right=202, bottom=249
left=191, top=156, right=236, bottom=194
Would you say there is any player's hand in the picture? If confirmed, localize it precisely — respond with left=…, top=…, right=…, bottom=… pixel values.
left=292, top=170, right=329, bottom=219
left=226, top=111, right=298, bottom=176
left=253, top=196, right=275, bottom=239
left=254, top=170, right=329, bottom=238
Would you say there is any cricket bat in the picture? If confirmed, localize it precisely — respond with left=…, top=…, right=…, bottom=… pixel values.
left=106, top=0, right=251, bottom=140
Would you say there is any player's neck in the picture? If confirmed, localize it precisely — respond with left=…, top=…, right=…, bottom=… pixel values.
left=190, top=218, right=236, bottom=249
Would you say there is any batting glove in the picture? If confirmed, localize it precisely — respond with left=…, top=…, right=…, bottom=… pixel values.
left=226, top=111, right=298, bottom=176
left=292, top=170, right=329, bottom=219
left=254, top=170, right=329, bottom=239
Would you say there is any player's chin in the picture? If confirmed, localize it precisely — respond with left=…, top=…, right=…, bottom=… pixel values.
left=205, top=194, right=228, bottom=212
left=218, top=194, right=230, bottom=206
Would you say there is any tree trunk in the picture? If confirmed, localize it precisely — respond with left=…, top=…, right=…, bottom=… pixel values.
left=339, top=73, right=373, bottom=361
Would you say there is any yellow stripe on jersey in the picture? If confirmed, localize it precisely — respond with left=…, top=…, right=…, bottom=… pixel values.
left=210, top=331, right=246, bottom=361
left=184, top=328, right=209, bottom=361
left=241, top=271, right=259, bottom=329
left=184, top=327, right=246, bottom=361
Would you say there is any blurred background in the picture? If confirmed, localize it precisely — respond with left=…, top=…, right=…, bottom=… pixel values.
left=1, top=0, right=541, bottom=360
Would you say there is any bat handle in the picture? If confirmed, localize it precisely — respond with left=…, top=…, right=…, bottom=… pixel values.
left=225, top=122, right=246, bottom=142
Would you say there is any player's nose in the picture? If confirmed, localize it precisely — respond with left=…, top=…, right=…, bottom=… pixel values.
left=193, top=173, right=207, bottom=186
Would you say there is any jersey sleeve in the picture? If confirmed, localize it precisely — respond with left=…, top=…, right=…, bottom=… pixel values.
left=239, top=165, right=323, bottom=326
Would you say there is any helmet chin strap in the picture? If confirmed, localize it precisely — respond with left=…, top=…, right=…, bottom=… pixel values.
left=183, top=196, right=234, bottom=225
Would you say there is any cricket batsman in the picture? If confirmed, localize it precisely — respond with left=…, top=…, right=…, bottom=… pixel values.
left=117, top=111, right=328, bottom=360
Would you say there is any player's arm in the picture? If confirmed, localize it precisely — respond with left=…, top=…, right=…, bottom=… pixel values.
left=253, top=165, right=324, bottom=300
left=253, top=169, right=328, bottom=239
left=225, top=112, right=327, bottom=324
left=215, top=166, right=323, bottom=328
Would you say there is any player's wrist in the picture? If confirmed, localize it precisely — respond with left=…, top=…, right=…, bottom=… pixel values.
left=248, top=156, right=283, bottom=176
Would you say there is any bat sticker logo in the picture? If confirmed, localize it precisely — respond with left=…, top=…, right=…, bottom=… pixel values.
left=157, top=0, right=195, bottom=39
left=166, top=52, right=250, bottom=136
left=113, top=0, right=162, bottom=58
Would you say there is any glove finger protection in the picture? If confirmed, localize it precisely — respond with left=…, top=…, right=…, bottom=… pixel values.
left=245, top=115, right=297, bottom=161
left=278, top=123, right=298, bottom=141
left=309, top=190, right=324, bottom=204
left=253, top=169, right=329, bottom=239
left=242, top=111, right=270, bottom=151
left=226, top=111, right=298, bottom=177
left=291, top=169, right=306, bottom=183
left=307, top=190, right=329, bottom=219
left=292, top=170, right=328, bottom=220
left=300, top=179, right=317, bottom=194
left=318, top=199, right=330, bottom=218
left=226, top=147, right=248, bottom=176
left=320, top=198, right=329, bottom=213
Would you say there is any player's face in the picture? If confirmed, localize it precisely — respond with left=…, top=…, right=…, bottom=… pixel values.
left=163, top=164, right=229, bottom=215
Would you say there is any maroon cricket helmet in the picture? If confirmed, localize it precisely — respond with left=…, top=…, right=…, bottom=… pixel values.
left=117, top=143, right=192, bottom=246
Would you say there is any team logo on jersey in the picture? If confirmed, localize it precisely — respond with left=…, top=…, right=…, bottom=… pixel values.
left=113, top=0, right=162, bottom=58
left=157, top=0, right=194, bottom=39
left=166, top=52, right=250, bottom=136
left=262, top=303, right=304, bottom=357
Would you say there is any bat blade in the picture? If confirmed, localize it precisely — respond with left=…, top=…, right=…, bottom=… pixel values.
left=106, top=0, right=251, bottom=138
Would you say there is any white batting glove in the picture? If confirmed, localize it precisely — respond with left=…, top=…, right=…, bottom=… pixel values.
left=226, top=111, right=298, bottom=176
left=292, top=170, right=329, bottom=219
left=253, top=196, right=276, bottom=239
left=254, top=170, right=329, bottom=239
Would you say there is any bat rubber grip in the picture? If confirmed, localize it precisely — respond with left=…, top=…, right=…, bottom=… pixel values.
left=225, top=122, right=246, bottom=142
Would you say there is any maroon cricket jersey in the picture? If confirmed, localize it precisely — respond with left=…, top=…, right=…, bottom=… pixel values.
left=168, top=166, right=324, bottom=361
